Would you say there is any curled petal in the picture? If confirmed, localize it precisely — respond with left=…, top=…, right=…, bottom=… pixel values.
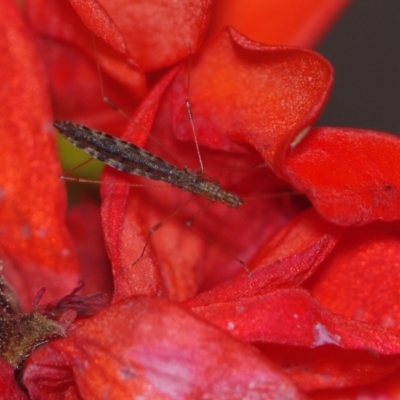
left=174, top=27, right=333, bottom=172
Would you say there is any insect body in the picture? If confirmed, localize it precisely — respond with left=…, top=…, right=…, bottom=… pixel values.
left=54, top=121, right=243, bottom=208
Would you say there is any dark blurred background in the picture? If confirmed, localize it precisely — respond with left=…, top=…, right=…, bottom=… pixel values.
left=316, top=0, right=400, bottom=135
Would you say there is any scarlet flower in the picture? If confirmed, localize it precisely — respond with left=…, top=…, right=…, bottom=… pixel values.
left=4, top=0, right=400, bottom=399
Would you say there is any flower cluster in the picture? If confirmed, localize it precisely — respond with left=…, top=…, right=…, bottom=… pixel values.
left=2, top=0, right=400, bottom=399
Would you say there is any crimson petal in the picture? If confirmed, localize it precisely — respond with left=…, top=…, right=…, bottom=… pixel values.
left=0, top=0, right=79, bottom=306
left=23, top=297, right=307, bottom=399
left=185, top=208, right=343, bottom=307
left=101, top=67, right=180, bottom=302
left=78, top=0, right=214, bottom=70
left=24, top=0, right=146, bottom=133
left=175, top=28, right=333, bottom=172
left=306, top=222, right=400, bottom=334
left=190, top=288, right=400, bottom=390
left=0, top=358, right=27, bottom=399
left=285, top=127, right=400, bottom=224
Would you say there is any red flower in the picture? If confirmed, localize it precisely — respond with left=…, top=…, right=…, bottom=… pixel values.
left=5, top=0, right=400, bottom=399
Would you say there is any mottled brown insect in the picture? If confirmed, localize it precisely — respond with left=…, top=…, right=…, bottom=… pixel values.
left=54, top=120, right=243, bottom=208
left=54, top=44, right=255, bottom=274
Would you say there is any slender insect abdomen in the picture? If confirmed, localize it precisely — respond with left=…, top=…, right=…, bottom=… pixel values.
left=168, top=170, right=243, bottom=207
left=54, top=120, right=243, bottom=208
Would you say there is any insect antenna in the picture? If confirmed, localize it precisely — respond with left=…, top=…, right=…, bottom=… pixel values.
left=185, top=43, right=204, bottom=173
left=91, top=35, right=183, bottom=168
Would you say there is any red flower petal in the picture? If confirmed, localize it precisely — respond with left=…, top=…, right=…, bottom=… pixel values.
left=312, top=371, right=400, bottom=399
left=74, top=0, right=214, bottom=71
left=39, top=37, right=144, bottom=135
left=265, top=343, right=400, bottom=392
left=23, top=298, right=307, bottom=399
left=103, top=155, right=303, bottom=302
left=208, top=0, right=352, bottom=47
left=66, top=198, right=112, bottom=296
left=248, top=208, right=343, bottom=276
left=175, top=28, right=333, bottom=172
left=306, top=222, right=400, bottom=334
left=0, top=358, right=27, bottom=399
left=284, top=127, right=400, bottom=225
left=26, top=0, right=213, bottom=71
left=190, top=288, right=400, bottom=390
left=191, top=288, right=400, bottom=352
left=185, top=208, right=343, bottom=307
left=67, top=0, right=127, bottom=53
left=0, top=0, right=79, bottom=306
left=101, top=67, right=180, bottom=302
left=24, top=0, right=146, bottom=134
